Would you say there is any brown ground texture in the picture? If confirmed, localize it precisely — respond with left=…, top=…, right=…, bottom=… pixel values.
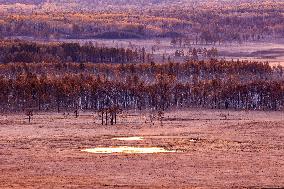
left=0, top=109, right=283, bottom=189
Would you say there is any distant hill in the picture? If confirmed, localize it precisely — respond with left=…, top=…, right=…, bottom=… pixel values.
left=0, top=0, right=188, bottom=12
left=0, top=0, right=187, bottom=5
left=1, top=0, right=284, bottom=12
left=0, top=0, right=44, bottom=4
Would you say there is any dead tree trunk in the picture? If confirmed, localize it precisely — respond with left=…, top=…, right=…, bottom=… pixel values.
left=105, top=111, right=108, bottom=125
left=110, top=112, right=114, bottom=125
left=74, top=110, right=79, bottom=118
left=26, top=110, right=33, bottom=124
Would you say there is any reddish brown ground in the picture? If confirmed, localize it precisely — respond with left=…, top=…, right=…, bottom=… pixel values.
left=0, top=109, right=283, bottom=188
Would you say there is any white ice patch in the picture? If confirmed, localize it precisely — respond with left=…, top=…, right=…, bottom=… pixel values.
left=112, top=137, right=144, bottom=141
left=81, top=146, right=176, bottom=154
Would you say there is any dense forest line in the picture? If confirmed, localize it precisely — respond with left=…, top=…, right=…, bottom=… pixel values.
left=0, top=46, right=283, bottom=112
left=0, top=40, right=146, bottom=64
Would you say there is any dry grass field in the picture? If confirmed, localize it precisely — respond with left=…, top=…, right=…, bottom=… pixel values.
left=0, top=109, right=283, bottom=188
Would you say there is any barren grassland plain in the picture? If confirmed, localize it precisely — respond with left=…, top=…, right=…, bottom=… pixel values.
left=0, top=109, right=283, bottom=188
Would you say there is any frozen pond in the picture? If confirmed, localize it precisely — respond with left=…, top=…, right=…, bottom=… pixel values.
left=81, top=146, right=176, bottom=154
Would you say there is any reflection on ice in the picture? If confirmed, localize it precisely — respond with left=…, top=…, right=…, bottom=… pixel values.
left=81, top=146, right=176, bottom=154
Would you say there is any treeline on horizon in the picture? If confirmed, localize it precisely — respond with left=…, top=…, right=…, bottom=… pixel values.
left=0, top=1, right=284, bottom=43
left=0, top=45, right=283, bottom=112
